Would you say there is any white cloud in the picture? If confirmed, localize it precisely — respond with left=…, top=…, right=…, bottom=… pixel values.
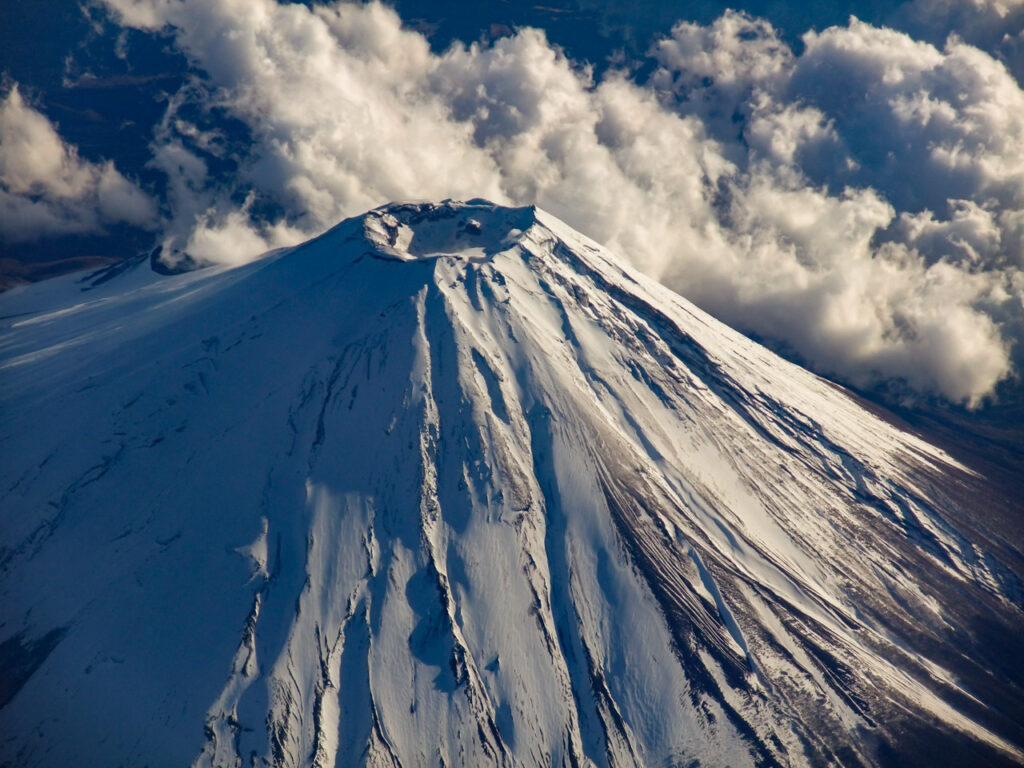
left=892, top=0, right=1024, bottom=83
left=180, top=195, right=306, bottom=267
left=97, top=0, right=1024, bottom=406
left=0, top=84, right=157, bottom=243
left=651, top=12, right=793, bottom=110
left=650, top=12, right=1024, bottom=403
left=788, top=20, right=1024, bottom=221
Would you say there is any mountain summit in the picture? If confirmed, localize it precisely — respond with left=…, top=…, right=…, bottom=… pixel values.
left=1, top=200, right=1022, bottom=767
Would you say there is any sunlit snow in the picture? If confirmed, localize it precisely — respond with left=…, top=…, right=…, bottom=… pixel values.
left=1, top=200, right=1021, bottom=767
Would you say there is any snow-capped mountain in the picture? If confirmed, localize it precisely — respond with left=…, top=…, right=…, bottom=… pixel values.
left=1, top=200, right=1022, bottom=767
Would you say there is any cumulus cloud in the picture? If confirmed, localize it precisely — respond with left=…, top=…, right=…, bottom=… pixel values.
left=97, top=0, right=1024, bottom=406
left=648, top=11, right=1024, bottom=403
left=0, top=84, right=157, bottom=243
left=792, top=20, right=1024, bottom=224
left=893, top=0, right=1024, bottom=84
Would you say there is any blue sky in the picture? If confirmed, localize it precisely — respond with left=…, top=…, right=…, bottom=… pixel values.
left=2, top=0, right=1024, bottom=410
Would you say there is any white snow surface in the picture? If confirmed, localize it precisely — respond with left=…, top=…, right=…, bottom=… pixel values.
left=1, top=200, right=1022, bottom=767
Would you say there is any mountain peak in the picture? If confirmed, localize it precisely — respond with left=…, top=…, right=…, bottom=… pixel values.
left=360, top=199, right=537, bottom=263
left=1, top=201, right=1022, bottom=768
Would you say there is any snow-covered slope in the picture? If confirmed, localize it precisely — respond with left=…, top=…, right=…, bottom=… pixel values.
left=1, top=200, right=1022, bottom=768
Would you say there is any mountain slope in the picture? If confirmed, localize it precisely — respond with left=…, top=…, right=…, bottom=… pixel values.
left=1, top=200, right=1022, bottom=768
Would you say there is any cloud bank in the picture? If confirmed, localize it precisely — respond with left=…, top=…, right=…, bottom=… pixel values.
left=91, top=0, right=1024, bottom=406
left=0, top=84, right=157, bottom=243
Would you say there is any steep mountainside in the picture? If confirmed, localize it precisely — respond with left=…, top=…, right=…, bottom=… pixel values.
left=1, top=200, right=1022, bottom=767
